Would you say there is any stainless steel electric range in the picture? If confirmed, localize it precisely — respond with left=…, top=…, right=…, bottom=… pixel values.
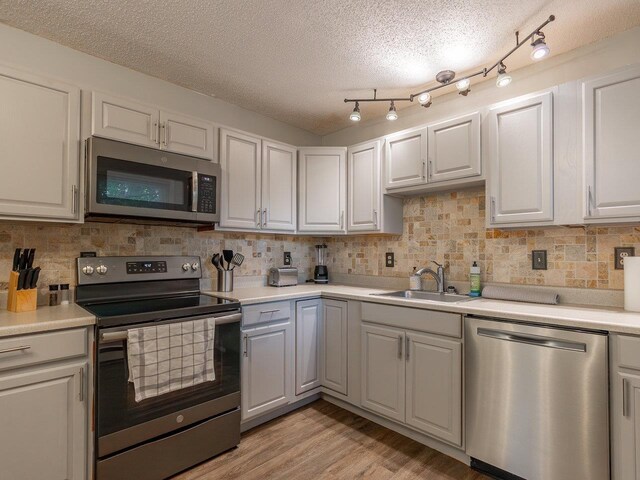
left=76, top=255, right=241, bottom=480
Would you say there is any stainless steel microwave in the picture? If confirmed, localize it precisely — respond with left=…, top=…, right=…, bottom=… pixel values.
left=85, top=137, right=220, bottom=225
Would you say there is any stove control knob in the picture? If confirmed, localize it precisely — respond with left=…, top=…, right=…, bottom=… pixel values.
left=96, top=265, right=108, bottom=275
left=191, top=262, right=199, bottom=271
left=82, top=265, right=94, bottom=275
left=182, top=263, right=191, bottom=272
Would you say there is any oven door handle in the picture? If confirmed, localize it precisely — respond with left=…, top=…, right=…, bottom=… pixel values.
left=99, top=313, right=242, bottom=343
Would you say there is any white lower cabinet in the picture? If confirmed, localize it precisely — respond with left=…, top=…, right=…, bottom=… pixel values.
left=321, top=299, right=348, bottom=395
left=242, top=321, right=294, bottom=421
left=360, top=321, right=462, bottom=446
left=295, top=299, right=322, bottom=394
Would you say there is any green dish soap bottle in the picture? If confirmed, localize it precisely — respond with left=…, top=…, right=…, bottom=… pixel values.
left=469, top=261, right=481, bottom=297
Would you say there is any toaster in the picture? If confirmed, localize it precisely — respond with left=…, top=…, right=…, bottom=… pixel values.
left=268, top=267, right=298, bottom=287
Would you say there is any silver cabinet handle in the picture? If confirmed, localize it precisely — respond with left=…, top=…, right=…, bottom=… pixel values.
left=586, top=185, right=593, bottom=217
left=152, top=121, right=158, bottom=143
left=243, top=334, right=248, bottom=358
left=623, top=378, right=630, bottom=417
left=79, top=366, right=84, bottom=403
left=256, top=210, right=262, bottom=227
left=161, top=123, right=167, bottom=146
left=373, top=209, right=378, bottom=228
left=490, top=196, right=496, bottom=223
left=428, top=159, right=433, bottom=179
left=260, top=309, right=280, bottom=314
left=0, top=345, right=31, bottom=355
left=72, top=185, right=79, bottom=214
left=340, top=211, right=345, bottom=230
left=397, top=335, right=403, bottom=359
left=422, top=160, right=426, bottom=180
left=477, top=328, right=587, bottom=352
left=406, top=336, right=410, bottom=360
left=263, top=209, right=267, bottom=227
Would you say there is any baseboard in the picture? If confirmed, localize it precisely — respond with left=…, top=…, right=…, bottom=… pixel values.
left=321, top=394, right=470, bottom=466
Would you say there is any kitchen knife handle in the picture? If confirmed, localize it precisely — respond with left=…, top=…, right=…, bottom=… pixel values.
left=30, top=268, right=41, bottom=289
left=12, top=248, right=21, bottom=271
left=17, top=270, right=27, bottom=290
left=27, top=249, right=35, bottom=269
left=24, top=269, right=34, bottom=290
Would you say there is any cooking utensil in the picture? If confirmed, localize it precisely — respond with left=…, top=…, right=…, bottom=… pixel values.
left=12, top=248, right=21, bottom=271
left=222, top=250, right=234, bottom=270
left=30, top=267, right=41, bottom=289
left=24, top=269, right=34, bottom=291
left=212, top=253, right=222, bottom=271
left=17, top=269, right=27, bottom=290
left=20, top=248, right=30, bottom=270
left=27, top=248, right=35, bottom=268
left=230, top=253, right=244, bottom=270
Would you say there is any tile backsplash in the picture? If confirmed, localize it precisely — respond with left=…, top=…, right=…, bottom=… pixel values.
left=327, top=187, right=640, bottom=291
left=1, top=185, right=637, bottom=296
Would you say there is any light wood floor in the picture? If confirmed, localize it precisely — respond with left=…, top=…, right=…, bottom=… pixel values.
left=174, top=400, right=489, bottom=480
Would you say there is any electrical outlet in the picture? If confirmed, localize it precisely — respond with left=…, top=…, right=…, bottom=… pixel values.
left=283, top=252, right=292, bottom=266
left=615, top=247, right=635, bottom=270
left=532, top=250, right=547, bottom=270
left=385, top=252, right=395, bottom=268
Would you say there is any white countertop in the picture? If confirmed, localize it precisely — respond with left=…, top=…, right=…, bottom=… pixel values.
left=205, top=284, right=640, bottom=335
left=0, top=304, right=95, bottom=338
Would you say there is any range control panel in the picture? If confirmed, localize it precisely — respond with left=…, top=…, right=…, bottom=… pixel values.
left=77, top=256, right=202, bottom=285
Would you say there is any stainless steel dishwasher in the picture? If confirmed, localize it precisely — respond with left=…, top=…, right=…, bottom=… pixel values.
left=465, top=316, right=609, bottom=480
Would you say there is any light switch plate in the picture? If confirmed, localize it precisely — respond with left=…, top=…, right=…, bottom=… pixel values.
left=532, top=250, right=547, bottom=270
left=615, top=247, right=635, bottom=270
left=385, top=252, right=395, bottom=268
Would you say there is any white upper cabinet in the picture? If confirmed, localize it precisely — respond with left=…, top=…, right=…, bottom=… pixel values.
left=582, top=65, right=640, bottom=221
left=0, top=65, right=80, bottom=221
left=427, top=112, right=481, bottom=183
left=487, top=90, right=554, bottom=225
left=348, top=140, right=381, bottom=232
left=159, top=110, right=215, bottom=159
left=298, top=147, right=347, bottom=233
left=384, top=128, right=427, bottom=189
left=262, top=141, right=297, bottom=231
left=220, top=129, right=262, bottom=229
left=92, top=92, right=215, bottom=160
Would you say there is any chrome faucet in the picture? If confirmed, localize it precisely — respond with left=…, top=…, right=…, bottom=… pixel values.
left=415, top=261, right=445, bottom=294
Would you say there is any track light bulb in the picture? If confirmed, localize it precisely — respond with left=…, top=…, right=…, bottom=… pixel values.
left=531, top=36, right=550, bottom=60
left=386, top=101, right=398, bottom=121
left=496, top=63, right=512, bottom=88
left=349, top=102, right=361, bottom=122
left=417, top=92, right=431, bottom=105
left=456, top=78, right=470, bottom=91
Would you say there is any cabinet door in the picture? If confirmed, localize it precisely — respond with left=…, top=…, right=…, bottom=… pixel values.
left=583, top=65, right=640, bottom=220
left=0, top=66, right=80, bottom=220
left=298, top=147, right=347, bottom=232
left=160, top=110, right=215, bottom=160
left=384, top=128, right=427, bottom=189
left=360, top=324, right=405, bottom=422
left=488, top=91, right=554, bottom=225
left=92, top=91, right=159, bottom=148
left=321, top=300, right=348, bottom=395
left=0, top=363, right=86, bottom=480
left=427, top=112, right=481, bottom=183
left=242, top=322, right=293, bottom=421
left=220, top=129, right=262, bottom=230
left=262, top=141, right=297, bottom=231
left=295, top=299, right=322, bottom=395
left=406, top=332, right=462, bottom=445
left=348, top=140, right=381, bottom=232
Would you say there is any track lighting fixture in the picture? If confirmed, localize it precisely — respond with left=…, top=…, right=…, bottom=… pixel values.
left=496, top=63, right=512, bottom=87
left=530, top=32, right=550, bottom=60
left=386, top=101, right=398, bottom=121
left=343, top=15, right=555, bottom=121
left=349, top=102, right=361, bottom=122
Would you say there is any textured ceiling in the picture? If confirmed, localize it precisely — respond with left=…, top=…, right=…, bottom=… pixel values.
left=1, top=0, right=640, bottom=135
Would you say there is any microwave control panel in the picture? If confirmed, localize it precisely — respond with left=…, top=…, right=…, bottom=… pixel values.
left=197, top=174, right=216, bottom=214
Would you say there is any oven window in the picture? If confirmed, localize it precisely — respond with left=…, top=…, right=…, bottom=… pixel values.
left=97, top=320, right=240, bottom=438
left=96, top=156, right=191, bottom=211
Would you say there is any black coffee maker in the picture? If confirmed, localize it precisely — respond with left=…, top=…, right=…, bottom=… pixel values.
left=313, top=244, right=328, bottom=284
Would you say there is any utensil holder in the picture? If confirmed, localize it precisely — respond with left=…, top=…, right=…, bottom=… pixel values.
left=217, top=270, right=234, bottom=292
left=7, top=271, right=37, bottom=313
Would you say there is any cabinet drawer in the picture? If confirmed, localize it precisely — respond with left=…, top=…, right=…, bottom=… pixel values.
left=0, top=328, right=87, bottom=372
left=361, top=302, right=461, bottom=338
left=613, top=334, right=640, bottom=370
left=242, top=301, right=291, bottom=327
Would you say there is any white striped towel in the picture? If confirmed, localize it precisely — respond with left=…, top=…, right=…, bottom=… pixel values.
left=127, top=318, right=215, bottom=402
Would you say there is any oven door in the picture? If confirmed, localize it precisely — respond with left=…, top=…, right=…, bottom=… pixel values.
left=86, top=136, right=220, bottom=223
left=96, top=310, right=240, bottom=457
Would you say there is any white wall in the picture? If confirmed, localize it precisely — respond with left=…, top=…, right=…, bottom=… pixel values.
left=0, top=23, right=320, bottom=147
left=322, top=27, right=640, bottom=147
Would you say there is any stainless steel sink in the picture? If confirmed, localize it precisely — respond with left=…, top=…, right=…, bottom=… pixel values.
left=373, top=290, right=477, bottom=303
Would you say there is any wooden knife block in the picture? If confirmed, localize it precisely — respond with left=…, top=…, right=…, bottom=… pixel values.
left=7, top=271, right=37, bottom=313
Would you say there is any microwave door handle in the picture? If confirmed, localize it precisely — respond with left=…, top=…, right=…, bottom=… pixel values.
left=191, top=171, right=198, bottom=212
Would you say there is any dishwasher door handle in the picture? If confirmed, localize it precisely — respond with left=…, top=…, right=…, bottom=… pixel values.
left=477, top=328, right=587, bottom=352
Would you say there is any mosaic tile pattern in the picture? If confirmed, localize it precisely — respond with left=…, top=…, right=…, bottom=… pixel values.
left=326, top=187, right=640, bottom=291
left=0, top=222, right=319, bottom=292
